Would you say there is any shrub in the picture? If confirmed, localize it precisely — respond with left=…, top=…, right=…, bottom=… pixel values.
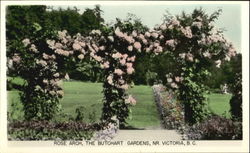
left=230, top=71, right=242, bottom=121
left=75, top=106, right=86, bottom=122
left=8, top=120, right=106, bottom=140
left=184, top=115, right=242, bottom=140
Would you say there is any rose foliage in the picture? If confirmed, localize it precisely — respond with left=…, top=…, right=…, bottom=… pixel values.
left=8, top=9, right=237, bottom=125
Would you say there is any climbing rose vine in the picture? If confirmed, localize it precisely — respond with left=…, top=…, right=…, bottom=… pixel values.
left=9, top=9, right=237, bottom=125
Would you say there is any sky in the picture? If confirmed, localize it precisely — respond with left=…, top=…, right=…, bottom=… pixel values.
left=53, top=4, right=241, bottom=52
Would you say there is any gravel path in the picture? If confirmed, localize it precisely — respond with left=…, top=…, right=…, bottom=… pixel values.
left=112, top=130, right=182, bottom=140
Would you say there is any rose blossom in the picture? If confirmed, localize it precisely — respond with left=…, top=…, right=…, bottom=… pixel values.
left=58, top=30, right=67, bottom=39
left=43, top=79, right=48, bottom=84
left=112, top=52, right=122, bottom=59
left=151, top=32, right=159, bottom=38
left=57, top=90, right=64, bottom=96
left=165, top=39, right=176, bottom=48
left=127, top=67, right=135, bottom=74
left=160, top=24, right=167, bottom=30
left=132, top=31, right=137, bottom=37
left=78, top=54, right=84, bottom=60
left=73, top=43, right=82, bottom=50
left=125, top=35, right=134, bottom=44
left=22, top=38, right=30, bottom=47
left=30, top=44, right=38, bottom=53
left=154, top=42, right=160, bottom=47
left=47, top=40, right=55, bottom=48
left=126, top=63, right=133, bottom=68
left=179, top=53, right=186, bottom=59
left=91, top=29, right=101, bottom=35
left=125, top=95, right=136, bottom=105
left=192, top=22, right=203, bottom=29
left=142, top=39, right=148, bottom=45
left=114, top=69, right=123, bottom=75
left=55, top=43, right=63, bottom=49
left=120, top=59, right=126, bottom=65
left=159, top=35, right=164, bottom=39
left=92, top=44, right=99, bottom=52
left=145, top=48, right=151, bottom=52
left=122, top=54, right=128, bottom=59
left=120, top=84, right=129, bottom=90
left=108, top=36, right=114, bottom=42
left=138, top=34, right=145, bottom=40
left=128, top=45, right=133, bottom=51
left=155, top=46, right=163, bottom=53
left=186, top=53, right=194, bottom=62
left=99, top=46, right=105, bottom=51
left=215, top=60, right=222, bottom=68
left=94, top=55, right=102, bottom=62
left=115, top=27, right=124, bottom=37
left=107, top=75, right=113, bottom=85
left=49, top=91, right=56, bottom=95
left=65, top=73, right=70, bottom=80
left=69, top=51, right=74, bottom=55
left=36, top=60, right=47, bottom=66
left=102, top=61, right=110, bottom=69
left=171, top=82, right=178, bottom=88
left=127, top=56, right=136, bottom=62
left=53, top=73, right=60, bottom=77
left=181, top=26, right=193, bottom=38
left=167, top=78, right=173, bottom=83
left=171, top=17, right=180, bottom=26
left=145, top=32, right=151, bottom=37
left=119, top=79, right=125, bottom=84
left=203, top=52, right=211, bottom=58
left=133, top=42, right=141, bottom=50
left=79, top=42, right=86, bottom=47
left=175, top=76, right=180, bottom=82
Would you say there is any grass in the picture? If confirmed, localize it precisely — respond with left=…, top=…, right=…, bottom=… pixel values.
left=7, top=79, right=232, bottom=128
left=61, top=81, right=104, bottom=121
left=206, top=93, right=232, bottom=118
left=127, top=85, right=161, bottom=128
left=7, top=81, right=161, bottom=128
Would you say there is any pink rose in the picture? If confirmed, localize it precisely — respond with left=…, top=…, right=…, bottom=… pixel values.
left=73, top=43, right=81, bottom=50
left=145, top=32, right=151, bottom=38
left=125, top=95, right=136, bottom=105
left=78, top=54, right=84, bottom=60
left=114, top=69, right=123, bottom=75
left=133, top=42, right=141, bottom=50
left=120, top=84, right=129, bottom=90
left=127, top=67, right=135, bottom=74
left=120, top=59, right=126, bottom=65
left=128, top=45, right=133, bottom=51
left=22, top=38, right=30, bottom=47
left=215, top=60, right=221, bottom=68
left=151, top=32, right=159, bottom=38
left=99, top=46, right=105, bottom=51
left=126, top=63, right=133, bottom=68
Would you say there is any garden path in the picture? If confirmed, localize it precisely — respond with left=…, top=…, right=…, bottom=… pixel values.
left=113, top=130, right=182, bottom=140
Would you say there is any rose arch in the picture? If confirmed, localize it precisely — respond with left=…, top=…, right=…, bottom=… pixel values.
left=10, top=9, right=236, bottom=126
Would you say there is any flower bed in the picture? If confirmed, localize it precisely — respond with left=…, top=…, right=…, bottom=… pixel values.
left=8, top=120, right=118, bottom=140
left=152, top=84, right=184, bottom=130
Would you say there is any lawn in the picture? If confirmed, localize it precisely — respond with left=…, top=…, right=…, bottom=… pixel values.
left=7, top=79, right=232, bottom=128
left=7, top=81, right=161, bottom=128
left=206, top=93, right=232, bottom=118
